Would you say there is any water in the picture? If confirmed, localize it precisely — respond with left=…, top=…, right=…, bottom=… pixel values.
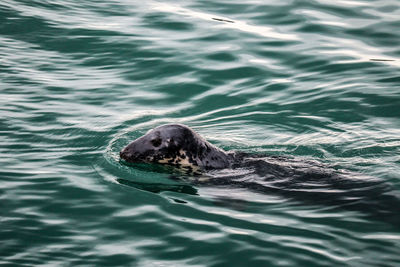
left=1, top=0, right=400, bottom=266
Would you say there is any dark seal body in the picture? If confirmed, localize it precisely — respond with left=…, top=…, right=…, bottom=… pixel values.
left=120, top=124, right=400, bottom=227
left=120, top=124, right=232, bottom=171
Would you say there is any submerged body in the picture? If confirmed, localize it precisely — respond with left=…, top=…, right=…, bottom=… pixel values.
left=120, top=124, right=348, bottom=178
left=120, top=124, right=400, bottom=226
left=121, top=124, right=341, bottom=178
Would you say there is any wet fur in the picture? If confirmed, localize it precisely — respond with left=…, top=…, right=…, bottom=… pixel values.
left=120, top=124, right=231, bottom=173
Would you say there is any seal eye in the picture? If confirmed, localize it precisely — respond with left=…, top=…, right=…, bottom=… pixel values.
left=151, top=138, right=162, bottom=147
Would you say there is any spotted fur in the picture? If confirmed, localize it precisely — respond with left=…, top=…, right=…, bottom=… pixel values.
left=120, top=124, right=231, bottom=174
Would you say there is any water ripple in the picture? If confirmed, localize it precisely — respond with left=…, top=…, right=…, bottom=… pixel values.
left=1, top=0, right=400, bottom=265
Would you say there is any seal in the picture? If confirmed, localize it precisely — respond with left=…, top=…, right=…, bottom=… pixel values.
left=119, top=124, right=400, bottom=226
left=120, top=124, right=232, bottom=172
left=120, top=124, right=340, bottom=177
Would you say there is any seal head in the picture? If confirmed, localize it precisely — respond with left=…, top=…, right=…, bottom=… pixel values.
left=120, top=124, right=231, bottom=171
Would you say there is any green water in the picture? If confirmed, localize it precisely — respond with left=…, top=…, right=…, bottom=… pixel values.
left=1, top=0, right=400, bottom=266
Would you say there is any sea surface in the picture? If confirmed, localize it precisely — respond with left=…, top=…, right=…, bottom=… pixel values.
left=1, top=0, right=400, bottom=266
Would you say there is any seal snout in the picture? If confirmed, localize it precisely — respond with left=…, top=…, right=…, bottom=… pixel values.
left=120, top=142, right=138, bottom=161
left=120, top=139, right=146, bottom=163
left=119, top=149, right=132, bottom=161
